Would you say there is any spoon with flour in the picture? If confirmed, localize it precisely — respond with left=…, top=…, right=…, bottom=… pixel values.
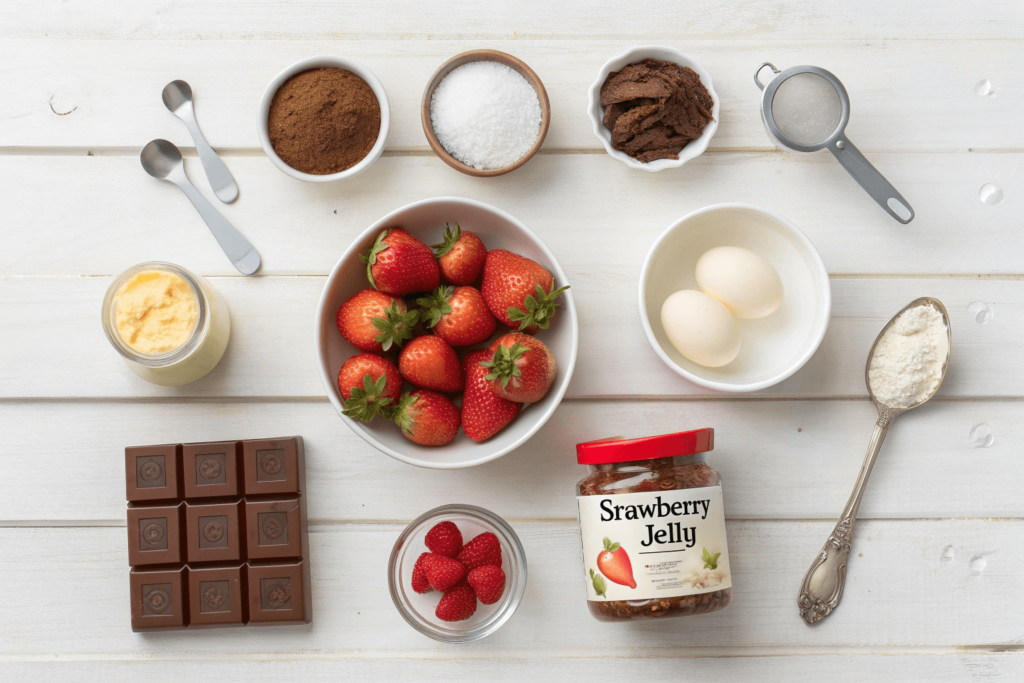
left=798, top=297, right=951, bottom=625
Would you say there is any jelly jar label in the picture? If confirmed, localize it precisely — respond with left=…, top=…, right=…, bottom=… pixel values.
left=576, top=485, right=731, bottom=602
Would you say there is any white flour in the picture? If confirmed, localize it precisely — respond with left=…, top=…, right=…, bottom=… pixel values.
left=868, top=304, right=948, bottom=408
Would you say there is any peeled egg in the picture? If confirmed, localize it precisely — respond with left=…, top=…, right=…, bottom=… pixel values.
left=695, top=246, right=784, bottom=319
left=660, top=290, right=741, bottom=368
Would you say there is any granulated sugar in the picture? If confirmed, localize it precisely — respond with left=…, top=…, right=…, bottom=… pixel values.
left=430, top=61, right=542, bottom=170
left=868, top=304, right=949, bottom=409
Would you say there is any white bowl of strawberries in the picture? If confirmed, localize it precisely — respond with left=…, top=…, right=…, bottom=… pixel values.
left=314, top=197, right=578, bottom=469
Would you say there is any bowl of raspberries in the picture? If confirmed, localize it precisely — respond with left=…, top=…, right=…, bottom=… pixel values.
left=315, top=196, right=578, bottom=468
left=388, top=504, right=528, bottom=642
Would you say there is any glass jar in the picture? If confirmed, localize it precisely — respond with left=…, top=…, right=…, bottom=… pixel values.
left=101, top=262, right=231, bottom=386
left=575, top=429, right=732, bottom=621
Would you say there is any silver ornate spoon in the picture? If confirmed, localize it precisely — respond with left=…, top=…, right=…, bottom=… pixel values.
left=798, top=297, right=951, bottom=625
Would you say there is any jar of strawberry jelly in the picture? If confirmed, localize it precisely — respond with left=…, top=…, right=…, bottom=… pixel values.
left=575, top=429, right=732, bottom=621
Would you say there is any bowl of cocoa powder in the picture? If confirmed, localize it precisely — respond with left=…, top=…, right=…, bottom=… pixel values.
left=258, top=55, right=390, bottom=182
left=587, top=46, right=719, bottom=171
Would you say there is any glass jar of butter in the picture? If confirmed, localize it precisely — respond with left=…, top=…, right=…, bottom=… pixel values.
left=101, top=262, right=230, bottom=386
left=575, top=429, right=732, bottom=621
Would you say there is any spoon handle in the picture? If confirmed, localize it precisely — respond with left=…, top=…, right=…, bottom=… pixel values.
left=798, top=408, right=896, bottom=625
left=828, top=136, right=914, bottom=224
left=176, top=178, right=261, bottom=275
left=180, top=105, right=239, bottom=204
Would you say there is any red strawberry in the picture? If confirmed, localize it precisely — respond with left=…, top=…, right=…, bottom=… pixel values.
left=420, top=553, right=467, bottom=592
left=481, top=332, right=556, bottom=404
left=457, top=531, right=502, bottom=570
left=336, top=289, right=419, bottom=353
left=461, top=350, right=521, bottom=442
left=425, top=521, right=464, bottom=558
left=480, top=249, right=570, bottom=333
left=432, top=223, right=487, bottom=286
left=596, top=538, right=636, bottom=589
left=361, top=228, right=440, bottom=296
left=398, top=336, right=464, bottom=392
left=435, top=581, right=477, bottom=622
left=411, top=552, right=433, bottom=594
left=392, top=390, right=461, bottom=446
left=467, top=565, right=506, bottom=605
left=417, top=286, right=497, bottom=347
left=337, top=353, right=402, bottom=422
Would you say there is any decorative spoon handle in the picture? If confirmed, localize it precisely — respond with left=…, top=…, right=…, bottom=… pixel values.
left=175, top=177, right=261, bottom=275
left=798, top=408, right=896, bottom=625
left=178, top=103, right=239, bottom=204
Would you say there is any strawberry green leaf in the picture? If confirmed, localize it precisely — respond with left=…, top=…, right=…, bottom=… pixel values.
left=480, top=342, right=524, bottom=390
left=415, top=286, right=454, bottom=329
left=507, top=283, right=570, bottom=331
left=430, top=222, right=462, bottom=258
left=360, top=229, right=392, bottom=290
left=390, top=392, right=420, bottom=435
left=603, top=538, right=613, bottom=552
left=702, top=547, right=719, bottom=570
left=608, top=543, right=621, bottom=552
left=371, top=302, right=419, bottom=351
left=342, top=372, right=395, bottom=422
left=591, top=571, right=607, bottom=598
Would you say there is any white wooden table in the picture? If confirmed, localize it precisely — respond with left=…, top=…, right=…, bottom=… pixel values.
left=2, top=1, right=1023, bottom=680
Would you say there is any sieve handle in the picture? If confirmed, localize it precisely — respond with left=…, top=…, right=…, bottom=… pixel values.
left=829, top=137, right=915, bottom=224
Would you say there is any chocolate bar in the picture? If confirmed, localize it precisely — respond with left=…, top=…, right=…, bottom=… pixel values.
left=125, top=437, right=312, bottom=631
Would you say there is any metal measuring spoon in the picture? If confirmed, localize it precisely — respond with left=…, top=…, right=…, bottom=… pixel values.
left=755, top=63, right=914, bottom=224
left=797, top=297, right=951, bottom=625
left=162, top=80, right=239, bottom=204
left=141, top=139, right=261, bottom=275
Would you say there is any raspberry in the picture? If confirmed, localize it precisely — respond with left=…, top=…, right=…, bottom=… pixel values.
left=467, top=565, right=506, bottom=605
left=457, top=532, right=502, bottom=570
left=424, top=521, right=463, bottom=558
left=435, top=581, right=477, bottom=622
left=411, top=552, right=432, bottom=594
left=421, top=553, right=466, bottom=592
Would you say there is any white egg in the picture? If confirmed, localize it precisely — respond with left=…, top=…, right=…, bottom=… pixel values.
left=660, top=290, right=741, bottom=367
left=695, top=246, right=784, bottom=319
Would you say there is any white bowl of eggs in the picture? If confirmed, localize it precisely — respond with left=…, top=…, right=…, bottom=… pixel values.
left=639, top=204, right=831, bottom=392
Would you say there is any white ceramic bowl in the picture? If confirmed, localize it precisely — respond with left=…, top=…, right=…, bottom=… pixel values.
left=587, top=46, right=720, bottom=172
left=639, top=204, right=831, bottom=392
left=257, top=55, right=390, bottom=182
left=314, top=197, right=578, bottom=469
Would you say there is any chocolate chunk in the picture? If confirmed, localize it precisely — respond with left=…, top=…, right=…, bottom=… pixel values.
left=188, top=564, right=246, bottom=627
left=247, top=560, right=312, bottom=625
left=127, top=503, right=185, bottom=567
left=130, top=566, right=188, bottom=631
left=183, top=441, right=242, bottom=500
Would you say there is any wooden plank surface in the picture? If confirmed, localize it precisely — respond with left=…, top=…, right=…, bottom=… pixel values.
left=1, top=399, right=1021, bottom=523
left=0, top=521, right=1020, bottom=653
left=1, top=39, right=1021, bottom=152
left=1, top=275, right=1019, bottom=399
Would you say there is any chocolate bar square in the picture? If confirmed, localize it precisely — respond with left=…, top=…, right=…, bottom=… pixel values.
left=188, top=564, right=246, bottom=627
left=125, top=444, right=181, bottom=502
left=185, top=501, right=243, bottom=563
left=130, top=566, right=188, bottom=631
left=127, top=503, right=184, bottom=566
left=247, top=560, right=312, bottom=625
left=182, top=441, right=241, bottom=499
left=244, top=498, right=305, bottom=560
left=241, top=437, right=304, bottom=496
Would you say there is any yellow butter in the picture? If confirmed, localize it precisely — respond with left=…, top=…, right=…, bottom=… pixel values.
left=114, top=270, right=199, bottom=354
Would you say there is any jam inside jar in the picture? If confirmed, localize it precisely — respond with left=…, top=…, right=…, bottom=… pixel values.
left=575, top=429, right=732, bottom=621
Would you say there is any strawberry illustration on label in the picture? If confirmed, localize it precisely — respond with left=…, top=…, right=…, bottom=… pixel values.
left=596, top=537, right=636, bottom=589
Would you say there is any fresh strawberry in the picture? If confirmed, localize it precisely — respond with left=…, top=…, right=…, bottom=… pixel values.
left=425, top=521, right=463, bottom=558
left=361, top=228, right=440, bottom=296
left=457, top=531, right=502, bottom=570
left=467, top=565, right=506, bottom=605
left=337, top=353, right=402, bottom=422
left=420, top=553, right=467, bottom=592
left=431, top=223, right=487, bottom=286
left=398, top=336, right=464, bottom=392
left=461, top=350, right=521, bottom=442
left=417, top=286, right=497, bottom=347
left=481, top=332, right=557, bottom=404
left=480, top=249, right=570, bottom=333
left=435, top=581, right=478, bottom=622
left=596, top=537, right=636, bottom=589
left=411, top=552, right=433, bottom=594
left=392, top=390, right=461, bottom=446
left=336, top=289, right=419, bottom=353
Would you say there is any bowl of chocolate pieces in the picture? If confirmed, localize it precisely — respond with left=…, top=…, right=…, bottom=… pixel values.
left=588, top=46, right=719, bottom=171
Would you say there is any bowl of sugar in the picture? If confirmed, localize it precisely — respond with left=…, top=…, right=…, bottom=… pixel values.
left=421, top=50, right=551, bottom=177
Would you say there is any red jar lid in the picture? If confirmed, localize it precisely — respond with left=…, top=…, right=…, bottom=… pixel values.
left=576, top=429, right=714, bottom=465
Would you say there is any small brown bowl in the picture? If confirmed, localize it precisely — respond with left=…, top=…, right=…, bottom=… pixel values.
left=421, top=49, right=551, bottom=177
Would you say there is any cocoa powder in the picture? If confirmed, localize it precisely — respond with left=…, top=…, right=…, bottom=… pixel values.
left=268, top=68, right=381, bottom=175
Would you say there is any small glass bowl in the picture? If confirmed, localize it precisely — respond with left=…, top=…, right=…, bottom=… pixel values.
left=388, top=504, right=527, bottom=643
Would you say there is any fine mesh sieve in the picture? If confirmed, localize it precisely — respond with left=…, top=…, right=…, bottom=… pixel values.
left=755, top=63, right=914, bottom=224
